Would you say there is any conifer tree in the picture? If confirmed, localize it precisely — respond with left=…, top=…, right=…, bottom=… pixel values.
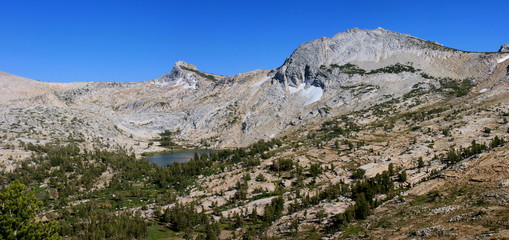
left=0, top=180, right=61, bottom=240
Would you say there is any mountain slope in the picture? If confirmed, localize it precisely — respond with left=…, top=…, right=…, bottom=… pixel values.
left=2, top=28, right=508, bottom=152
left=3, top=28, right=509, bottom=239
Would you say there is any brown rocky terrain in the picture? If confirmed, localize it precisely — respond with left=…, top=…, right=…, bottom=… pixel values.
left=2, top=28, right=509, bottom=239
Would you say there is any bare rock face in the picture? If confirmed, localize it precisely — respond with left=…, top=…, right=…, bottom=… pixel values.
left=500, top=44, right=509, bottom=52
left=1, top=28, right=507, bottom=149
left=274, top=27, right=494, bottom=90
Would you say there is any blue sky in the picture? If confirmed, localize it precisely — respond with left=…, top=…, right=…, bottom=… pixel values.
left=0, top=0, right=507, bottom=83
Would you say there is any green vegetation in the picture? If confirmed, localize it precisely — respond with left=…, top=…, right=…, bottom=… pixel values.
left=263, top=196, right=284, bottom=223
left=440, top=78, right=475, bottom=97
left=325, top=170, right=397, bottom=233
left=351, top=168, right=366, bottom=179
left=442, top=138, right=505, bottom=165
left=3, top=78, right=505, bottom=239
left=354, top=193, right=370, bottom=219
left=181, top=66, right=218, bottom=81
left=310, top=162, right=322, bottom=177
left=321, top=62, right=476, bottom=100
left=339, top=225, right=365, bottom=239
left=366, top=63, right=418, bottom=74
left=322, top=63, right=418, bottom=76
left=0, top=181, right=61, bottom=240
left=270, top=158, right=294, bottom=172
left=159, top=202, right=208, bottom=232
left=416, top=38, right=464, bottom=52
left=319, top=118, right=361, bottom=141
left=410, top=191, right=442, bottom=206
left=144, top=224, right=178, bottom=240
left=59, top=203, right=147, bottom=239
left=331, top=63, right=367, bottom=75
left=417, top=157, right=425, bottom=168
left=398, top=170, right=407, bottom=182
left=0, top=137, right=286, bottom=239
left=157, top=129, right=179, bottom=147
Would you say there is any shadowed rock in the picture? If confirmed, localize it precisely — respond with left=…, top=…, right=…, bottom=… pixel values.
left=499, top=44, right=509, bottom=52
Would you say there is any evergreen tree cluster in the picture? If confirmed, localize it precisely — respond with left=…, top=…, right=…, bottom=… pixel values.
left=270, top=158, right=294, bottom=172
left=262, top=196, right=284, bottom=223
left=159, top=202, right=209, bottom=232
left=440, top=78, right=474, bottom=97
left=321, top=63, right=418, bottom=76
left=444, top=137, right=505, bottom=165
left=249, top=139, right=282, bottom=159
left=1, top=138, right=288, bottom=239
left=154, top=139, right=282, bottom=191
left=152, top=156, right=212, bottom=191
left=319, top=118, right=360, bottom=140
left=59, top=203, right=147, bottom=239
left=366, top=63, right=418, bottom=75
left=158, top=130, right=178, bottom=147
left=326, top=170, right=396, bottom=232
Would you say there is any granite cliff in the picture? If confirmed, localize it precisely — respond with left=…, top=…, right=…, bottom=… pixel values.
left=1, top=28, right=508, bottom=153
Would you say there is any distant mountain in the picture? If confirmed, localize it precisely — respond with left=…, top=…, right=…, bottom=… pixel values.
left=1, top=28, right=508, bottom=151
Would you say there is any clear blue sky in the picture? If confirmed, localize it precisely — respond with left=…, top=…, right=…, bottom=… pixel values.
left=0, top=0, right=507, bottom=83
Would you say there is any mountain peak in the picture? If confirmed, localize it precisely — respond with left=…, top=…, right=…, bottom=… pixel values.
left=345, top=27, right=362, bottom=33
left=174, top=60, right=197, bottom=70
left=343, top=27, right=387, bottom=33
left=150, top=61, right=197, bottom=84
left=152, top=60, right=221, bottom=85
left=333, top=27, right=396, bottom=38
left=274, top=28, right=487, bottom=89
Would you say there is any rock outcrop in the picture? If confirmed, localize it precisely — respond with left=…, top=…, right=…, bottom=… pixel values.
left=274, top=27, right=495, bottom=90
left=1, top=28, right=507, bottom=149
left=500, top=44, right=509, bottom=52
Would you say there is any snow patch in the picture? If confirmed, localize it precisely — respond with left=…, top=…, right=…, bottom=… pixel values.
left=497, top=55, right=509, bottom=63
left=479, top=88, right=489, bottom=93
left=269, top=134, right=276, bottom=138
left=288, top=83, right=305, bottom=93
left=288, top=83, right=324, bottom=106
left=303, top=85, right=324, bottom=106
left=252, top=76, right=270, bottom=87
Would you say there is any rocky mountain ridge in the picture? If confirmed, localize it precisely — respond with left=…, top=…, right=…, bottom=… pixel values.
left=1, top=28, right=509, bottom=152
left=3, top=28, right=509, bottom=239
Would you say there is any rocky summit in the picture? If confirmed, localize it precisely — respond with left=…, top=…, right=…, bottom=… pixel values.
left=500, top=44, right=509, bottom=52
left=2, top=28, right=509, bottom=239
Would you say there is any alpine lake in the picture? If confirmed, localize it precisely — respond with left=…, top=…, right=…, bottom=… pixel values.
left=146, top=149, right=213, bottom=167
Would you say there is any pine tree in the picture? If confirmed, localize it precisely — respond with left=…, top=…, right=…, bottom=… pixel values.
left=354, top=193, right=370, bottom=219
left=205, top=222, right=218, bottom=240
left=0, top=180, right=61, bottom=240
left=388, top=163, right=395, bottom=176
left=417, top=157, right=425, bottom=168
left=398, top=170, right=408, bottom=182
left=352, top=168, right=366, bottom=179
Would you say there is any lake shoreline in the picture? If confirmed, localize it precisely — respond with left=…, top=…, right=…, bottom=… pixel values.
left=139, top=145, right=213, bottom=156
left=145, top=149, right=214, bottom=167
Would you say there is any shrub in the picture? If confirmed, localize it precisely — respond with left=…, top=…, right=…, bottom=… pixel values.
left=351, top=168, right=366, bottom=179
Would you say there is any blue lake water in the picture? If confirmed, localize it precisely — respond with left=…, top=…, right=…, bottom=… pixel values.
left=146, top=150, right=212, bottom=167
